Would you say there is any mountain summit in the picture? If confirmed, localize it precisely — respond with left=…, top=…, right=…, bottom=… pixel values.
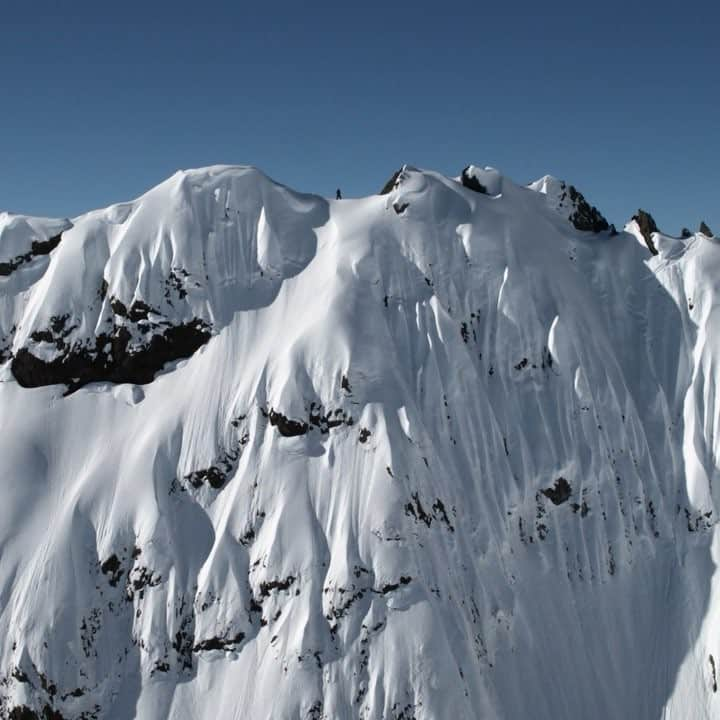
left=1, top=165, right=718, bottom=719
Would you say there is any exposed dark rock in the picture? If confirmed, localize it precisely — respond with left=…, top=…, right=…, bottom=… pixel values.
left=392, top=703, right=418, bottom=720
left=167, top=598, right=196, bottom=672
left=0, top=329, right=15, bottom=364
left=249, top=596, right=263, bottom=615
left=9, top=708, right=38, bottom=720
left=405, top=493, right=432, bottom=527
left=404, top=493, right=454, bottom=531
left=37, top=673, right=56, bottom=698
left=359, top=427, right=371, bottom=443
left=230, top=414, right=247, bottom=428
left=12, top=667, right=29, bottom=683
left=700, top=221, right=714, bottom=237
left=264, top=403, right=354, bottom=437
left=11, top=318, right=211, bottom=392
left=378, top=576, right=412, bottom=594
left=0, top=232, right=64, bottom=277
left=683, top=507, right=714, bottom=533
left=541, top=477, right=572, bottom=505
left=172, top=612, right=195, bottom=671
left=184, top=443, right=243, bottom=490
left=127, top=300, right=153, bottom=323
left=559, top=183, right=610, bottom=233
left=681, top=227, right=693, bottom=239
left=326, top=576, right=412, bottom=624
left=266, top=409, right=309, bottom=437
left=60, top=688, right=85, bottom=701
left=100, top=554, right=123, bottom=586
left=431, top=498, right=455, bottom=532
left=571, top=501, right=590, bottom=517
left=164, top=268, right=191, bottom=301
left=308, top=402, right=353, bottom=433
left=393, top=202, right=409, bottom=215
left=109, top=297, right=128, bottom=317
left=460, top=167, right=487, bottom=194
left=126, top=566, right=161, bottom=601
left=24, top=315, right=73, bottom=350
left=9, top=706, right=65, bottom=720
left=185, top=466, right=226, bottom=489
left=110, top=297, right=156, bottom=322
left=259, top=575, right=296, bottom=598
left=30, top=235, right=64, bottom=257
left=193, top=631, right=245, bottom=653
left=379, top=169, right=403, bottom=195
left=239, top=527, right=256, bottom=546
left=632, top=210, right=659, bottom=255
left=326, top=588, right=367, bottom=621
left=307, top=700, right=324, bottom=719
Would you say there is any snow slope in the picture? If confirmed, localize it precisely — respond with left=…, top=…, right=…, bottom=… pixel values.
left=1, top=164, right=719, bottom=719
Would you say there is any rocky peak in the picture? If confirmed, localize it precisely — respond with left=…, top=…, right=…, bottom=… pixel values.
left=529, top=176, right=611, bottom=234
left=699, top=221, right=714, bottom=237
left=379, top=168, right=404, bottom=195
left=631, top=209, right=659, bottom=255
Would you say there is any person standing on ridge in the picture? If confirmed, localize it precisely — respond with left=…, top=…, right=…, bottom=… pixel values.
left=336, top=188, right=342, bottom=200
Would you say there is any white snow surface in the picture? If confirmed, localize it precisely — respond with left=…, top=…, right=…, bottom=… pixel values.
left=1, top=165, right=720, bottom=719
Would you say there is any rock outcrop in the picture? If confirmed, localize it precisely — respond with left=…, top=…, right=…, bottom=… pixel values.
left=632, top=209, right=659, bottom=254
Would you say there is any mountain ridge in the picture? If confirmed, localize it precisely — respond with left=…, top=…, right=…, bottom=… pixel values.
left=1, top=164, right=719, bottom=719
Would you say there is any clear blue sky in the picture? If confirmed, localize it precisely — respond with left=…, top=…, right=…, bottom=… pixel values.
left=1, top=0, right=717, bottom=233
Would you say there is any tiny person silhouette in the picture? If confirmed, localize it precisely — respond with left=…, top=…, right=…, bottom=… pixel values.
left=336, top=188, right=342, bottom=200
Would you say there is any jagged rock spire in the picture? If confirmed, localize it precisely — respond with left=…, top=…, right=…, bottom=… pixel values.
left=632, top=209, right=659, bottom=255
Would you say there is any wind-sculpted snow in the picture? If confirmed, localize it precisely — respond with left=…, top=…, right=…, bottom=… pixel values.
left=3, top=167, right=326, bottom=391
left=0, top=165, right=719, bottom=719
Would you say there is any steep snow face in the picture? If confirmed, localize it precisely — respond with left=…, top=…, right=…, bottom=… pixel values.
left=0, top=212, right=72, bottom=269
left=1, top=165, right=719, bottom=719
left=4, top=168, right=326, bottom=390
left=0, top=213, right=73, bottom=361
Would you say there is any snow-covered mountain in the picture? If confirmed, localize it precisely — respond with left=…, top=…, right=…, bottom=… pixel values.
left=1, top=164, right=719, bottom=719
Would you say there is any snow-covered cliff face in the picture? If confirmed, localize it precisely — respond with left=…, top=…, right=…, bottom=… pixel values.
left=1, top=165, right=719, bottom=720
